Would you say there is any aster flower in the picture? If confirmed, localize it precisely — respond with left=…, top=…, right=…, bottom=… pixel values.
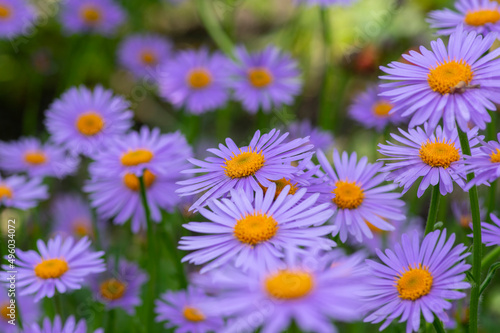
left=314, top=150, right=405, bottom=243
left=363, top=229, right=470, bottom=333
left=155, top=287, right=224, bottom=333
left=295, top=0, right=358, bottom=7
left=179, top=184, right=335, bottom=273
left=348, top=84, right=404, bottom=132
left=378, top=125, right=481, bottom=197
left=0, top=0, right=34, bottom=39
left=480, top=213, right=500, bottom=246
left=0, top=290, right=39, bottom=333
left=228, top=46, right=301, bottom=114
left=463, top=132, right=500, bottom=189
left=158, top=48, right=231, bottom=114
left=91, top=259, right=147, bottom=314
left=85, top=129, right=191, bottom=232
left=428, top=0, right=500, bottom=36
left=25, top=315, right=103, bottom=333
left=51, top=194, right=95, bottom=239
left=3, top=236, right=105, bottom=302
left=118, top=33, right=173, bottom=79
left=0, top=137, right=79, bottom=178
left=60, top=0, right=125, bottom=36
left=451, top=198, right=486, bottom=228
left=0, top=175, right=48, bottom=210
left=177, top=129, right=313, bottom=210
left=207, top=249, right=366, bottom=333
left=379, top=25, right=500, bottom=131
left=286, top=120, right=334, bottom=151
left=45, top=85, right=133, bottom=156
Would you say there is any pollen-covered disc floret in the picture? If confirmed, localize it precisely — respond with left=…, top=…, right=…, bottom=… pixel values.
left=427, top=60, right=474, bottom=95
left=265, top=270, right=314, bottom=300
left=121, top=149, right=154, bottom=166
left=234, top=213, right=278, bottom=246
left=419, top=139, right=460, bottom=168
left=332, top=180, right=365, bottom=209
left=396, top=264, right=433, bottom=301
left=223, top=149, right=265, bottom=179
left=34, top=258, right=69, bottom=279
left=100, top=278, right=126, bottom=301
left=182, top=307, right=205, bottom=322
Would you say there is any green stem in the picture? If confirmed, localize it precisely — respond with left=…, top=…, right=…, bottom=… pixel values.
left=91, top=211, right=102, bottom=251
left=106, top=309, right=115, bottom=333
left=481, top=246, right=500, bottom=270
left=163, top=222, right=188, bottom=289
left=194, top=0, right=235, bottom=59
left=425, top=185, right=441, bottom=235
left=318, top=7, right=335, bottom=131
left=138, top=173, right=156, bottom=332
left=432, top=315, right=446, bottom=333
left=457, top=128, right=482, bottom=333
left=52, top=293, right=63, bottom=318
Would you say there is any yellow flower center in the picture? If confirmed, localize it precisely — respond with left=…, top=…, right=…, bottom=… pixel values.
left=372, top=100, right=393, bottom=118
left=332, top=181, right=364, bottom=210
left=261, top=178, right=298, bottom=199
left=459, top=215, right=472, bottom=228
left=0, top=5, right=11, bottom=19
left=183, top=306, right=205, bottom=322
left=464, top=9, right=500, bottom=26
left=419, top=139, right=460, bottom=169
left=396, top=264, right=433, bottom=301
left=265, top=270, right=314, bottom=300
left=100, top=278, right=126, bottom=301
left=120, top=149, right=154, bottom=166
left=490, top=148, right=500, bottom=163
left=76, top=111, right=105, bottom=136
left=123, top=169, right=156, bottom=191
left=72, top=219, right=92, bottom=237
left=427, top=60, right=474, bottom=95
left=223, top=149, right=265, bottom=179
left=34, top=258, right=69, bottom=279
left=233, top=213, right=278, bottom=246
left=24, top=150, right=47, bottom=165
left=1, top=302, right=13, bottom=321
left=248, top=68, right=273, bottom=88
left=0, top=185, right=13, bottom=200
left=187, top=69, right=212, bottom=89
left=81, top=6, right=101, bottom=24
left=140, top=50, right=157, bottom=65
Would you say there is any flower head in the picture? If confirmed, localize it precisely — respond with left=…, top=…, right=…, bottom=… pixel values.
left=24, top=315, right=103, bottom=333
left=378, top=125, right=481, bottom=197
left=0, top=137, right=79, bottom=178
left=463, top=132, right=500, bottom=189
left=451, top=198, right=486, bottom=228
left=4, top=236, right=105, bottom=302
left=0, top=0, right=35, bottom=39
left=428, top=0, right=500, bottom=36
left=380, top=25, right=500, bottom=131
left=51, top=194, right=96, bottom=239
left=60, top=0, right=126, bottom=36
left=179, top=184, right=335, bottom=273
left=286, top=120, right=334, bottom=151
left=228, top=46, right=301, bottom=113
left=480, top=213, right=500, bottom=247
left=159, top=49, right=231, bottom=114
left=177, top=129, right=313, bottom=210
left=118, top=33, right=173, bottom=79
left=45, top=85, right=133, bottom=156
left=363, top=230, right=471, bottom=333
left=0, top=175, right=48, bottom=210
left=0, top=289, right=39, bottom=333
left=315, top=150, right=405, bottom=242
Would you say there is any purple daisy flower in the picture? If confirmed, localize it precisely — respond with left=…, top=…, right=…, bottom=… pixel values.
left=91, top=259, right=147, bottom=314
left=51, top=194, right=96, bottom=239
left=179, top=184, right=335, bottom=273
left=60, top=0, right=125, bottom=36
left=0, top=0, right=34, bottom=39
left=480, top=213, right=500, bottom=246
left=85, top=129, right=191, bottom=232
left=0, top=289, right=39, bottom=333
left=463, top=132, right=500, bottom=189
left=177, top=129, right=313, bottom=210
left=451, top=198, right=486, bottom=228
left=348, top=84, right=404, bottom=132
left=295, top=0, right=358, bottom=7
left=378, top=125, right=481, bottom=197
left=45, top=85, right=133, bottom=157
left=4, top=236, right=105, bottom=302
left=0, top=137, right=79, bottom=178
left=25, top=315, right=103, bottom=333
left=228, top=46, right=301, bottom=114
left=158, top=48, right=231, bottom=114
left=363, top=229, right=471, bottom=333
left=0, top=175, right=48, bottom=210
left=118, top=33, right=173, bottom=79
left=314, top=150, right=406, bottom=243
left=286, top=120, right=334, bottom=151
left=206, top=249, right=366, bottom=333
left=155, top=286, right=225, bottom=333
left=379, top=25, right=500, bottom=132
left=428, top=0, right=500, bottom=36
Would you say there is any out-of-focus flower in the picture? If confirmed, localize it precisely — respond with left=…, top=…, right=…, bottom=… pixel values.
left=0, top=289, right=39, bottom=333
left=45, top=85, right=133, bottom=157
left=463, top=132, right=500, bottom=189
left=480, top=213, right=500, bottom=246
left=51, top=194, right=95, bottom=239
left=0, top=0, right=34, bottom=39
left=0, top=175, right=48, bottom=210
left=24, top=315, right=103, bottom=333
left=363, top=230, right=470, bottom=333
left=0, top=138, right=79, bottom=178
left=451, top=198, right=486, bottom=228
left=228, top=46, right=301, bottom=114
left=159, top=49, right=231, bottom=114
left=286, top=120, right=334, bottom=151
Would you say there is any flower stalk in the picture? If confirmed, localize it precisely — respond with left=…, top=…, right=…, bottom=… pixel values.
left=425, top=185, right=441, bottom=235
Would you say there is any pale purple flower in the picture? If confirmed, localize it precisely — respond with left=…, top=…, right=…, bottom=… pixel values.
left=480, top=213, right=500, bottom=246
left=25, top=315, right=103, bottom=333
left=0, top=0, right=35, bottom=39
left=0, top=175, right=48, bottom=210
left=51, top=194, right=95, bottom=239
left=286, top=120, right=334, bottom=151
left=0, top=289, right=39, bottom=333
left=463, top=132, right=500, bottom=189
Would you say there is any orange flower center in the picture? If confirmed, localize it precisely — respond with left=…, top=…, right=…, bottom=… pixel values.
left=372, top=100, right=393, bottom=118
left=100, top=278, right=126, bottom=300
left=223, top=149, right=265, bottom=179
left=234, top=213, right=278, bottom=246
left=183, top=306, right=205, bottom=322
left=248, top=68, right=273, bottom=88
left=120, top=149, right=154, bottom=166
left=0, top=185, right=13, bottom=200
left=265, top=270, right=314, bottom=300
left=419, top=139, right=460, bottom=168
left=0, top=5, right=11, bottom=19
left=1, top=302, right=14, bottom=321
left=464, top=9, right=500, bottom=26
left=123, top=169, right=156, bottom=191
left=24, top=150, right=47, bottom=165
left=140, top=50, right=157, bottom=65
left=490, top=148, right=500, bottom=163
left=427, top=60, right=474, bottom=95
left=81, top=6, right=101, bottom=24
left=76, top=112, right=105, bottom=136
left=34, top=258, right=69, bottom=279
left=396, top=264, right=433, bottom=301
left=187, top=69, right=212, bottom=89
left=260, top=178, right=298, bottom=199
left=332, top=180, right=364, bottom=210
